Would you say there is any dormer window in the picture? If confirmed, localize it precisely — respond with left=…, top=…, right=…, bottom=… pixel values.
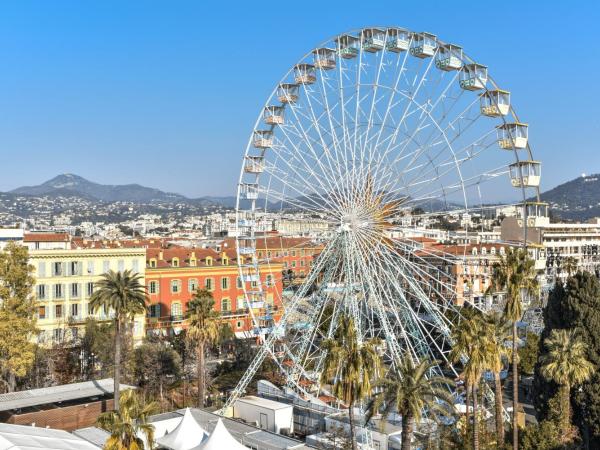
left=490, top=247, right=496, bottom=255
left=223, top=256, right=229, bottom=265
left=149, top=259, right=157, bottom=268
left=472, top=248, right=478, bottom=256
left=481, top=247, right=487, bottom=255
left=172, top=257, right=179, bottom=268
left=189, top=258, right=197, bottom=267
left=206, top=257, right=213, bottom=267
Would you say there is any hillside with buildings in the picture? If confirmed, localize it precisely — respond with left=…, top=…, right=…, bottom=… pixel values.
left=539, top=173, right=600, bottom=221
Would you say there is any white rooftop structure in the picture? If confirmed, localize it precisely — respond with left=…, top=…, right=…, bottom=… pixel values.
left=155, top=408, right=208, bottom=450
left=0, top=423, right=99, bottom=450
left=192, top=418, right=248, bottom=450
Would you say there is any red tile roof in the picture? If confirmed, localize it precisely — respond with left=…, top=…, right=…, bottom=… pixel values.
left=24, top=233, right=70, bottom=242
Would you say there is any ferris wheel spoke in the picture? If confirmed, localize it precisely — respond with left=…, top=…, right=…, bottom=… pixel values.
left=260, top=162, right=340, bottom=216
left=281, top=96, right=350, bottom=207
left=353, top=234, right=453, bottom=367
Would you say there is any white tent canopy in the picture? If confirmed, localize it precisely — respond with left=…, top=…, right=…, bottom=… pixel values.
left=191, top=418, right=248, bottom=450
left=155, top=408, right=208, bottom=450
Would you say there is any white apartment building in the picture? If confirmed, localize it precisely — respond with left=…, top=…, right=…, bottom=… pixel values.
left=27, top=233, right=147, bottom=345
left=0, top=228, right=24, bottom=249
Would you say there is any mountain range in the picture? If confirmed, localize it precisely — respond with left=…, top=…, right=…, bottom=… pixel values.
left=8, top=174, right=236, bottom=207
left=4, top=173, right=600, bottom=221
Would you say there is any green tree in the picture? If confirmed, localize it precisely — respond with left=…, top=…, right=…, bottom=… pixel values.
left=483, top=312, right=511, bottom=444
left=534, top=273, right=600, bottom=447
left=89, top=270, right=148, bottom=411
left=562, top=256, right=578, bottom=277
left=540, top=329, right=594, bottom=441
left=186, top=288, right=220, bottom=408
left=518, top=332, right=540, bottom=376
left=367, top=356, right=455, bottom=450
left=320, top=315, right=382, bottom=450
left=0, top=242, right=37, bottom=392
left=132, top=338, right=182, bottom=404
left=450, top=310, right=488, bottom=450
left=97, top=388, right=159, bottom=450
left=490, top=247, right=538, bottom=450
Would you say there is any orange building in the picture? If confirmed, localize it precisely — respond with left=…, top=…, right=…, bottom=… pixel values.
left=221, top=235, right=322, bottom=285
left=144, top=245, right=284, bottom=336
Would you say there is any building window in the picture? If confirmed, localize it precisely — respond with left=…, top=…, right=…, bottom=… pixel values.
left=37, top=262, right=46, bottom=277
left=132, top=260, right=139, bottom=273
left=69, top=261, right=81, bottom=276
left=222, top=298, right=231, bottom=311
left=53, top=328, right=62, bottom=341
left=291, top=250, right=296, bottom=257
left=188, top=279, right=198, bottom=292
left=87, top=260, right=94, bottom=274
left=291, top=261, right=296, bottom=268
left=236, top=277, right=243, bottom=289
left=54, top=284, right=64, bottom=299
left=149, top=304, right=161, bottom=318
left=149, top=281, right=159, bottom=294
left=237, top=297, right=246, bottom=310
left=222, top=256, right=229, bottom=265
left=86, top=282, right=94, bottom=297
left=70, top=283, right=80, bottom=298
left=300, top=260, right=305, bottom=267
left=55, top=304, right=63, bottom=318
left=171, top=280, right=181, bottom=294
left=189, top=258, right=197, bottom=267
left=118, top=260, right=125, bottom=272
left=172, top=258, right=179, bottom=268
left=38, top=306, right=46, bottom=319
left=206, top=257, right=213, bottom=266
left=221, top=277, right=229, bottom=290
left=236, top=320, right=243, bottom=329
left=205, top=278, right=214, bottom=291
left=52, top=262, right=64, bottom=277
left=36, top=284, right=47, bottom=300
left=171, top=302, right=182, bottom=318
left=70, top=303, right=79, bottom=318
left=265, top=275, right=273, bottom=287
left=149, top=259, right=157, bottom=268
left=103, top=260, right=110, bottom=273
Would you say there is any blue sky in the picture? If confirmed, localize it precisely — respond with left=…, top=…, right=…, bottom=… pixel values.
left=0, top=0, right=598, bottom=197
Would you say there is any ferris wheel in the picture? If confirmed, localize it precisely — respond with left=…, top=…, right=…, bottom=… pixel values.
left=226, top=27, right=541, bottom=410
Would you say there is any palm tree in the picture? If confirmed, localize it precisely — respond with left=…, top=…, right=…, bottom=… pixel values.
left=97, top=388, right=159, bottom=450
left=540, top=329, right=594, bottom=438
left=320, top=314, right=382, bottom=450
left=450, top=310, right=488, bottom=450
left=367, top=356, right=455, bottom=450
left=562, top=256, right=578, bottom=277
left=490, top=247, right=538, bottom=450
left=90, top=270, right=148, bottom=411
left=186, top=288, right=220, bottom=408
left=483, top=312, right=511, bottom=444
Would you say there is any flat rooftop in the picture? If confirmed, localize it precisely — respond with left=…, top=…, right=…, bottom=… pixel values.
left=235, top=395, right=293, bottom=411
left=0, top=379, right=135, bottom=412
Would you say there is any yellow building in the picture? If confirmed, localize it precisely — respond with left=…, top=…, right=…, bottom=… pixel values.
left=29, top=245, right=147, bottom=345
